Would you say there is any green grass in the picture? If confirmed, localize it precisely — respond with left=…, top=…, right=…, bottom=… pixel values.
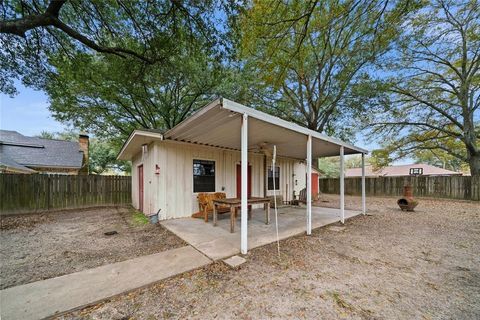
left=132, top=210, right=149, bottom=225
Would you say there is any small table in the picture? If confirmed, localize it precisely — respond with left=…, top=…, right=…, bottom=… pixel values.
left=213, top=197, right=271, bottom=233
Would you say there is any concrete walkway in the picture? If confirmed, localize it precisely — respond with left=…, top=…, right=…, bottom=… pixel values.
left=0, top=246, right=211, bottom=320
left=162, top=206, right=361, bottom=260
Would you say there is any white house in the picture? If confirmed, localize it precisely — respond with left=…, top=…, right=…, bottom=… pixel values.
left=118, top=98, right=367, bottom=254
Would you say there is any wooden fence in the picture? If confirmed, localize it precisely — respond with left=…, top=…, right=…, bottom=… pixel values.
left=319, top=175, right=480, bottom=201
left=0, top=174, right=131, bottom=215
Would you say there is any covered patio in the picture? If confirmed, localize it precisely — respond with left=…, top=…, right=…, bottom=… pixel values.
left=162, top=205, right=361, bottom=260
left=163, top=98, right=368, bottom=255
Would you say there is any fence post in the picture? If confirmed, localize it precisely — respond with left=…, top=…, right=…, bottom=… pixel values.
left=47, top=175, right=51, bottom=210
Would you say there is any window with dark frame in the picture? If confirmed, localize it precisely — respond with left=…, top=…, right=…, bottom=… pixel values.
left=267, top=166, right=280, bottom=190
left=193, top=159, right=215, bottom=192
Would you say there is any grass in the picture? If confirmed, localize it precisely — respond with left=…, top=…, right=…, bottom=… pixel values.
left=131, top=210, right=150, bottom=225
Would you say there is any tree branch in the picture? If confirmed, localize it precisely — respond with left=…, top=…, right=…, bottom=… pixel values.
left=0, top=0, right=156, bottom=64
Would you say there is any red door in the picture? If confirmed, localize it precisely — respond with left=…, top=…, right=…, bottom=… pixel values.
left=138, top=165, right=144, bottom=213
left=311, top=172, right=319, bottom=197
left=236, top=164, right=252, bottom=198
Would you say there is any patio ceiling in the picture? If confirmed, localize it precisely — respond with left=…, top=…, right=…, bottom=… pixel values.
left=163, top=98, right=367, bottom=159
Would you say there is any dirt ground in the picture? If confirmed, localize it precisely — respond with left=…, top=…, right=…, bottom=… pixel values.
left=0, top=207, right=186, bottom=289
left=59, top=195, right=479, bottom=320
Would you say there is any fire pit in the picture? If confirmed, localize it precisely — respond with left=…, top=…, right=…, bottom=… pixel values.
left=397, top=185, right=418, bottom=211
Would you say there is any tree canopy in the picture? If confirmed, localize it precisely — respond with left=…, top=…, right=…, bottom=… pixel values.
left=368, top=0, right=480, bottom=175
left=1, top=0, right=220, bottom=95
left=239, top=0, right=420, bottom=140
left=2, top=0, right=479, bottom=176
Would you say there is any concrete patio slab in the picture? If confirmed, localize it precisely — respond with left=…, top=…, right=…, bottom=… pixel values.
left=162, top=206, right=361, bottom=260
left=0, top=246, right=211, bottom=320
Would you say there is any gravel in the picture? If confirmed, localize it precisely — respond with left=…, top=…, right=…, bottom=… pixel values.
left=58, top=195, right=480, bottom=319
left=0, top=207, right=186, bottom=289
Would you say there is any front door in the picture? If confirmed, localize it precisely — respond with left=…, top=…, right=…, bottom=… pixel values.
left=311, top=172, right=319, bottom=197
left=236, top=164, right=252, bottom=198
left=138, top=165, right=144, bottom=213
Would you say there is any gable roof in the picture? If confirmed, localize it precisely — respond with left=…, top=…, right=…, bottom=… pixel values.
left=0, top=130, right=84, bottom=171
left=345, top=164, right=462, bottom=177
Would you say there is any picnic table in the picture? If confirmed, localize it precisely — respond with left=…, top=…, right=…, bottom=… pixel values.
left=212, top=197, right=271, bottom=233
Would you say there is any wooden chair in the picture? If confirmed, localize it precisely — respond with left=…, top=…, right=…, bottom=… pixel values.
left=299, top=188, right=307, bottom=204
left=195, top=192, right=230, bottom=222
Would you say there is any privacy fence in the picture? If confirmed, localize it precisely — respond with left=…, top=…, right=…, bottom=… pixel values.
left=319, top=175, right=480, bottom=201
left=0, top=174, right=131, bottom=215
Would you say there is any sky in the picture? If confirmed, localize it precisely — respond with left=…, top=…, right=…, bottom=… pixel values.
left=0, top=82, right=67, bottom=136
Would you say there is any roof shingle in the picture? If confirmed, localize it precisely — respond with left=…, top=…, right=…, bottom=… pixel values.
left=0, top=130, right=84, bottom=170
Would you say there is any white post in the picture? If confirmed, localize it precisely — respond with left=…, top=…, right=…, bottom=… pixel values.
left=361, top=153, right=366, bottom=215
left=241, top=113, right=248, bottom=254
left=306, top=135, right=312, bottom=235
left=340, top=146, right=345, bottom=224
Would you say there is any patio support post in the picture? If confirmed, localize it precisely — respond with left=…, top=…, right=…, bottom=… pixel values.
left=241, top=113, right=248, bottom=254
left=340, top=146, right=345, bottom=224
left=306, top=134, right=312, bottom=235
left=361, top=153, right=366, bottom=215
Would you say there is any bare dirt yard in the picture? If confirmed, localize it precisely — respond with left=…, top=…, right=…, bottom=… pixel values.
left=59, top=195, right=479, bottom=320
left=0, top=207, right=186, bottom=289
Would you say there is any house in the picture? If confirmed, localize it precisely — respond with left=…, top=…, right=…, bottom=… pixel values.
left=0, top=130, right=89, bottom=174
left=118, top=98, right=367, bottom=254
left=345, top=163, right=462, bottom=177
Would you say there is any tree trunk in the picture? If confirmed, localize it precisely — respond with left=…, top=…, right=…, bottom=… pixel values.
left=468, top=152, right=480, bottom=177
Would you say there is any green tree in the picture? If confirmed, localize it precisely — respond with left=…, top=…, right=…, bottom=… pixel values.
left=47, top=35, right=223, bottom=142
left=369, top=0, right=480, bottom=176
left=317, top=157, right=340, bottom=177
left=239, top=0, right=419, bottom=140
left=413, top=148, right=468, bottom=173
left=89, top=139, right=130, bottom=175
left=0, top=0, right=219, bottom=95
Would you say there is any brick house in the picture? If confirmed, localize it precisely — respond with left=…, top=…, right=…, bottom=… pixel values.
left=0, top=130, right=89, bottom=174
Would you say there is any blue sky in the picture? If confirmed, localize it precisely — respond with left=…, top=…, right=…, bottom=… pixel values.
left=0, top=83, right=67, bottom=136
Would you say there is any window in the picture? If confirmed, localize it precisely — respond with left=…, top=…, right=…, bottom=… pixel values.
left=409, top=168, right=423, bottom=176
left=193, top=159, right=215, bottom=192
left=267, top=166, right=280, bottom=190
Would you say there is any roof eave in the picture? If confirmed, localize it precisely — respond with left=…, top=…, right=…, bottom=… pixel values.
left=117, top=129, right=164, bottom=160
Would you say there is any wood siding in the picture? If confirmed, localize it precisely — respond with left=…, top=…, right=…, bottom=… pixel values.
left=131, top=140, right=298, bottom=219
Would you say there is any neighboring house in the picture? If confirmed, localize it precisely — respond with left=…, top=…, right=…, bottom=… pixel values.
left=345, top=163, right=462, bottom=178
left=0, top=130, right=89, bottom=174
left=118, top=98, right=367, bottom=220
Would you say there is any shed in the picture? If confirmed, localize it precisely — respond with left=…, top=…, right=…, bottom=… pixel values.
left=118, top=98, right=368, bottom=253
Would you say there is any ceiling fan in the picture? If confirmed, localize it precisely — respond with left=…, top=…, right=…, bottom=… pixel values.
left=249, top=141, right=276, bottom=156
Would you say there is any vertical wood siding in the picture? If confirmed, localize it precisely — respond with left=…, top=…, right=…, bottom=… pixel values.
left=132, top=141, right=299, bottom=219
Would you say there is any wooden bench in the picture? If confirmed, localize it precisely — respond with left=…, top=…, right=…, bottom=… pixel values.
left=191, top=192, right=231, bottom=222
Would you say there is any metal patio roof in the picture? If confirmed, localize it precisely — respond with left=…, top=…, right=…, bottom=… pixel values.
left=118, top=98, right=367, bottom=160
left=163, top=98, right=367, bottom=159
